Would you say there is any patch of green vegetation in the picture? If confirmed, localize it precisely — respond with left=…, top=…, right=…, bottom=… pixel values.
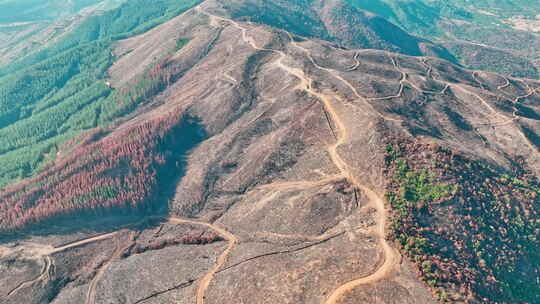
left=175, top=38, right=191, bottom=52
left=385, top=148, right=456, bottom=277
left=0, top=0, right=201, bottom=188
left=72, top=186, right=120, bottom=204
left=385, top=143, right=402, bottom=164
left=386, top=146, right=456, bottom=217
left=402, top=166, right=456, bottom=203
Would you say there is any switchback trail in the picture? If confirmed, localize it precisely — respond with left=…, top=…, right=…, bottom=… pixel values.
left=283, top=32, right=403, bottom=122
left=393, top=57, right=449, bottom=95
left=284, top=31, right=401, bottom=303
left=423, top=58, right=514, bottom=125
left=423, top=59, right=539, bottom=151
left=196, top=8, right=401, bottom=303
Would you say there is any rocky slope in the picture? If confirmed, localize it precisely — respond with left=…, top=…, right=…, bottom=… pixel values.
left=0, top=0, right=539, bottom=303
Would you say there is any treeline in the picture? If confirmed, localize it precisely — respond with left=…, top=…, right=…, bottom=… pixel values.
left=0, top=0, right=201, bottom=188
left=0, top=34, right=197, bottom=233
left=0, top=108, right=205, bottom=232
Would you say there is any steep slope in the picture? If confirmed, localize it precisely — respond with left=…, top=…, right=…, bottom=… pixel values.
left=0, top=0, right=202, bottom=189
left=0, top=1, right=540, bottom=303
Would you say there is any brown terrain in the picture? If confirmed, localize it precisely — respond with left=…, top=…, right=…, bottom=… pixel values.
left=1, top=0, right=540, bottom=303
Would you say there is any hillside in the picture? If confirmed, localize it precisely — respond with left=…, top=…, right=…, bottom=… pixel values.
left=346, top=0, right=540, bottom=78
left=208, top=0, right=457, bottom=61
left=0, top=0, right=202, bottom=189
left=0, top=0, right=539, bottom=303
left=0, top=0, right=108, bottom=23
left=0, top=0, right=127, bottom=66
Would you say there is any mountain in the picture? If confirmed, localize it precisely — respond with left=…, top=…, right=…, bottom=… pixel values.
left=0, top=0, right=127, bottom=66
left=0, top=1, right=539, bottom=303
left=346, top=0, right=540, bottom=78
left=206, top=0, right=458, bottom=61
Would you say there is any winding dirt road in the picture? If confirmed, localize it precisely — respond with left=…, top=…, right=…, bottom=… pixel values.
left=3, top=11, right=400, bottom=302
left=196, top=9, right=401, bottom=303
left=346, top=52, right=360, bottom=71
left=13, top=7, right=538, bottom=304
left=85, top=231, right=140, bottom=304
left=6, top=255, right=52, bottom=298
left=85, top=239, right=121, bottom=304
left=285, top=40, right=401, bottom=304
left=394, top=57, right=449, bottom=95
left=282, top=32, right=403, bottom=123
left=2, top=230, right=121, bottom=299
left=169, top=217, right=238, bottom=304
left=286, top=32, right=400, bottom=304
left=2, top=216, right=238, bottom=304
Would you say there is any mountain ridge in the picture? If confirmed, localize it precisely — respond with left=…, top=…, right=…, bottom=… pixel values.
left=0, top=1, right=539, bottom=303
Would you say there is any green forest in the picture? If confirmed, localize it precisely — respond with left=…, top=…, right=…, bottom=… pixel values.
left=0, top=0, right=201, bottom=188
left=0, top=0, right=101, bottom=23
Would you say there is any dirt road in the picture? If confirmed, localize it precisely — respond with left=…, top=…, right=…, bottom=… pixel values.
left=169, top=217, right=238, bottom=304
left=197, top=9, right=401, bottom=303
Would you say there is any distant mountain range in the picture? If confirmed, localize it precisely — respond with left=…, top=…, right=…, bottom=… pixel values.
left=347, top=0, right=540, bottom=78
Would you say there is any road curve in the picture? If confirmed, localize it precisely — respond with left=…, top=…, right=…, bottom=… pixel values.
left=200, top=11, right=401, bottom=303
left=6, top=255, right=52, bottom=298
left=169, top=217, right=238, bottom=304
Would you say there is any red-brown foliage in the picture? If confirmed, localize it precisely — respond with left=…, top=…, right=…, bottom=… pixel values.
left=129, top=230, right=223, bottom=255
left=385, top=138, right=540, bottom=302
left=0, top=108, right=188, bottom=232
